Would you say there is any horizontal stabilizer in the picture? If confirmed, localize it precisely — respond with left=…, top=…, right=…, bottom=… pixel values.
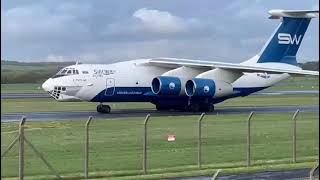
left=269, top=9, right=319, bottom=19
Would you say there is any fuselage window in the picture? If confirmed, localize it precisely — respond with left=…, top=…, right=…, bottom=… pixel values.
left=82, top=71, right=89, bottom=74
left=67, top=70, right=72, bottom=74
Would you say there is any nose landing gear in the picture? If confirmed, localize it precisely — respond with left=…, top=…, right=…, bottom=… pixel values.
left=97, top=104, right=111, bottom=113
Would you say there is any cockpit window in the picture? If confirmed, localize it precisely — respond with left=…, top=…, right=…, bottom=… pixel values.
left=51, top=67, right=81, bottom=78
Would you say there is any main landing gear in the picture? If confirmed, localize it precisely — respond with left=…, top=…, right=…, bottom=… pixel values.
left=155, top=103, right=214, bottom=112
left=188, top=103, right=215, bottom=112
left=97, top=104, right=111, bottom=113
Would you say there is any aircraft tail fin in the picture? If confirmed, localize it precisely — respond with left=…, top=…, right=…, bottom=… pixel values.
left=254, top=9, right=318, bottom=66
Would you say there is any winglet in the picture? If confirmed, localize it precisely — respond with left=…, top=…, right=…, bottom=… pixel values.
left=269, top=9, right=319, bottom=19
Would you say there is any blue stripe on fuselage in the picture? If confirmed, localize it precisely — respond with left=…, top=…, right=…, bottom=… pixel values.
left=91, top=87, right=152, bottom=102
left=90, top=86, right=269, bottom=103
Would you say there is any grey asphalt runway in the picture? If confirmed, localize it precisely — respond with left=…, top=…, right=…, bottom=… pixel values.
left=1, top=105, right=318, bottom=122
left=1, top=90, right=318, bottom=99
left=254, top=90, right=319, bottom=96
left=179, top=168, right=314, bottom=180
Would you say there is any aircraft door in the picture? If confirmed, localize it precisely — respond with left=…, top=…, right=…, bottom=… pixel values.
left=105, top=78, right=115, bottom=96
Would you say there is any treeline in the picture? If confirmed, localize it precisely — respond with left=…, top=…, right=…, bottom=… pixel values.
left=299, top=61, right=319, bottom=71
left=1, top=60, right=75, bottom=66
left=1, top=60, right=319, bottom=84
left=1, top=60, right=76, bottom=84
left=1, top=69, right=57, bottom=83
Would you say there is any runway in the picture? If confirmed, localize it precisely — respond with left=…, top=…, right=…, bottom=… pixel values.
left=253, top=90, right=319, bottom=95
left=1, top=105, right=318, bottom=122
left=1, top=90, right=318, bottom=99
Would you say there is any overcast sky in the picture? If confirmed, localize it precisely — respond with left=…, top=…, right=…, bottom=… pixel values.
left=1, top=0, right=319, bottom=63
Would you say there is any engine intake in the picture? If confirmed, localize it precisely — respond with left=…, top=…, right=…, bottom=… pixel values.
left=185, top=78, right=233, bottom=98
left=151, top=76, right=181, bottom=95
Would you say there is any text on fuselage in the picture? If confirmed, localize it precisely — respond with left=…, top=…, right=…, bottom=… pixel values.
left=93, top=69, right=116, bottom=77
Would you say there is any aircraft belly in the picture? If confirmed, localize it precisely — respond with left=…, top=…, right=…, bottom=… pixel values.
left=91, top=87, right=152, bottom=102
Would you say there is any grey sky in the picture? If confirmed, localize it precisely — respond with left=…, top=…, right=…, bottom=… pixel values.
left=1, top=0, right=319, bottom=63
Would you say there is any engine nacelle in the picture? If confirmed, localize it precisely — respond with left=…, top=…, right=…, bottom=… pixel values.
left=151, top=76, right=181, bottom=95
left=185, top=78, right=233, bottom=98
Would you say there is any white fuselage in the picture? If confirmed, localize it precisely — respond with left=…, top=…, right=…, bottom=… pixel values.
left=42, top=59, right=291, bottom=104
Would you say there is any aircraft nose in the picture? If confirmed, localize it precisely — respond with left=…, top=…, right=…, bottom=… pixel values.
left=42, top=78, right=53, bottom=92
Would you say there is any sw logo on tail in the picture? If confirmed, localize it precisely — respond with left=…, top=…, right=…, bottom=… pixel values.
left=278, top=33, right=302, bottom=45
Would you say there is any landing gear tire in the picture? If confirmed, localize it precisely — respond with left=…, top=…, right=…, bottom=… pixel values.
left=155, top=104, right=162, bottom=111
left=199, top=103, right=214, bottom=112
left=207, top=104, right=214, bottom=112
left=156, top=105, right=169, bottom=111
left=97, top=104, right=111, bottom=113
left=186, top=103, right=214, bottom=112
left=189, top=104, right=200, bottom=112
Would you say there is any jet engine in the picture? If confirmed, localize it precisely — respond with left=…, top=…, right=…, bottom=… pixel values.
left=185, top=78, right=233, bottom=98
left=151, top=76, right=181, bottom=95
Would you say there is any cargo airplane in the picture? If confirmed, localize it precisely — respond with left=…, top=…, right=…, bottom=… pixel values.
left=42, top=9, right=319, bottom=113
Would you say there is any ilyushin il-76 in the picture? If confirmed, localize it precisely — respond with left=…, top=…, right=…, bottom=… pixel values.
left=42, top=9, right=319, bottom=113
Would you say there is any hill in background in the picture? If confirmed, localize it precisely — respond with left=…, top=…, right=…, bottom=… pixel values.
left=1, top=60, right=76, bottom=84
left=1, top=60, right=319, bottom=84
left=299, top=61, right=319, bottom=71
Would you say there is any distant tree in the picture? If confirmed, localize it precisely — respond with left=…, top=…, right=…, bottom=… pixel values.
left=299, top=61, right=319, bottom=71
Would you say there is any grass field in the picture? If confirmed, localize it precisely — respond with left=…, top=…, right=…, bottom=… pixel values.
left=267, top=76, right=319, bottom=91
left=1, top=75, right=318, bottom=179
left=1, top=84, right=42, bottom=93
left=1, top=112, right=319, bottom=179
left=1, top=94, right=319, bottom=114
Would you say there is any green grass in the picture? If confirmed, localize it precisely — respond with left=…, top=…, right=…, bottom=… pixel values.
left=2, top=65, right=56, bottom=71
left=1, top=113, right=318, bottom=178
left=1, top=99, right=153, bottom=114
left=1, top=94, right=318, bottom=114
left=1, top=84, right=43, bottom=93
left=268, top=76, right=319, bottom=91
left=221, top=94, right=318, bottom=107
left=1, top=161, right=317, bottom=180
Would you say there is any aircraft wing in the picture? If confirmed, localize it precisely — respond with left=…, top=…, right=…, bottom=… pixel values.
left=148, top=58, right=319, bottom=76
